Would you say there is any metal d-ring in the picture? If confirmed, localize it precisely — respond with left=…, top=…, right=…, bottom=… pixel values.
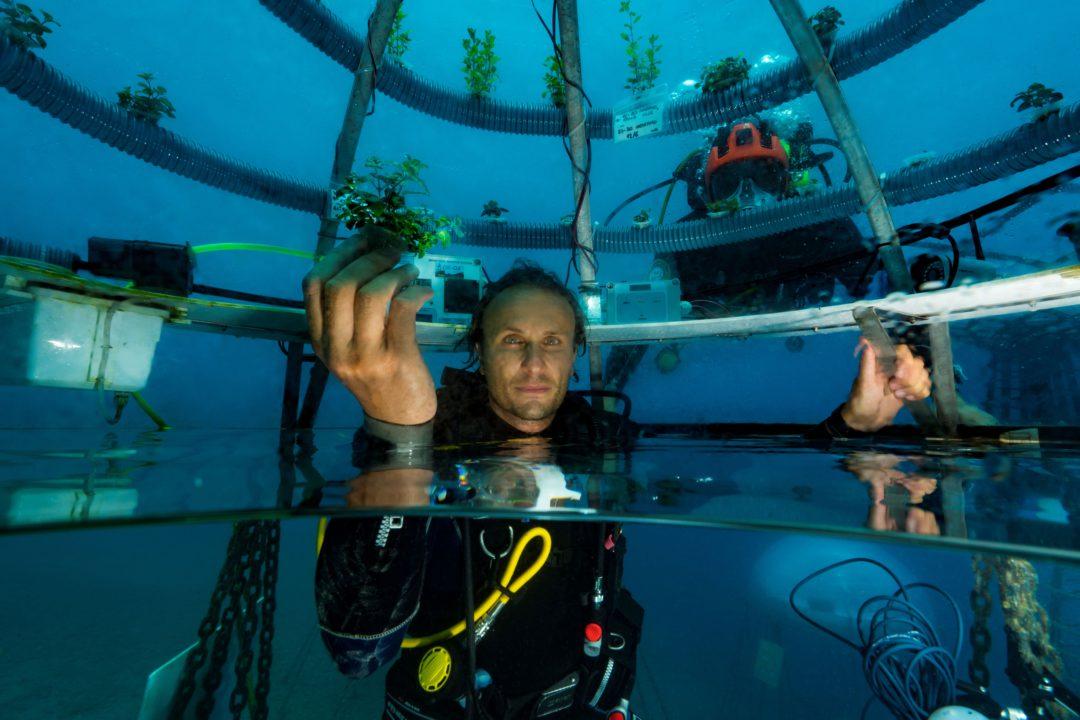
left=607, top=633, right=626, bottom=651
left=480, top=525, right=514, bottom=560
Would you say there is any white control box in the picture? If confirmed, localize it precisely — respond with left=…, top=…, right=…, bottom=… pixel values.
left=0, top=287, right=166, bottom=391
left=413, top=254, right=486, bottom=325
left=602, top=278, right=682, bottom=324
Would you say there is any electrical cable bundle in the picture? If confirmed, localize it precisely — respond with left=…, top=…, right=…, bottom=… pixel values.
left=789, top=558, right=963, bottom=720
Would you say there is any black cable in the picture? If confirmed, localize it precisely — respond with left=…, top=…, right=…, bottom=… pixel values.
left=365, top=10, right=378, bottom=116
left=461, top=518, right=477, bottom=719
left=790, top=558, right=962, bottom=720
left=191, top=283, right=305, bottom=309
left=944, top=234, right=961, bottom=288
left=603, top=178, right=677, bottom=227
left=532, top=0, right=597, bottom=285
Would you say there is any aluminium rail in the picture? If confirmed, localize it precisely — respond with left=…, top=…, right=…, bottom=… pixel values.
left=3, top=258, right=1076, bottom=348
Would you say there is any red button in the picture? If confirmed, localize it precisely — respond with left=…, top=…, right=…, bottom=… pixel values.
left=584, top=622, right=602, bottom=643
left=607, top=712, right=625, bottom=720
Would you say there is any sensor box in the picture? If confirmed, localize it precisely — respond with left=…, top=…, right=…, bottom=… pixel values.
left=602, top=278, right=682, bottom=324
left=412, top=254, right=485, bottom=325
left=0, top=287, right=166, bottom=391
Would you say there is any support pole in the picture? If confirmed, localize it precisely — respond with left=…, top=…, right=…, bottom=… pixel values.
left=315, top=0, right=403, bottom=257
left=556, top=0, right=604, bottom=393
left=768, top=0, right=914, bottom=294
left=928, top=321, right=959, bottom=436
left=300, top=0, right=402, bottom=431
left=277, top=340, right=305, bottom=508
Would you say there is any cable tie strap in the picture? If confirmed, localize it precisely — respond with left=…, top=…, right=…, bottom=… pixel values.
left=495, top=582, right=516, bottom=601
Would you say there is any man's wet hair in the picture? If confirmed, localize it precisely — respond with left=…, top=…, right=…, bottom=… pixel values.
left=462, top=259, right=587, bottom=368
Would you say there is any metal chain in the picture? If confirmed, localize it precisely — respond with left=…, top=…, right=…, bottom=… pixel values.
left=229, top=522, right=265, bottom=718
left=969, top=554, right=994, bottom=690
left=168, top=520, right=281, bottom=720
left=169, top=524, right=245, bottom=719
left=994, top=556, right=1067, bottom=719
left=197, top=522, right=257, bottom=718
left=253, top=521, right=280, bottom=720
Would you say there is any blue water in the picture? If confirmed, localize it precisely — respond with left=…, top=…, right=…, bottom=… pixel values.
left=3, top=0, right=1080, bottom=718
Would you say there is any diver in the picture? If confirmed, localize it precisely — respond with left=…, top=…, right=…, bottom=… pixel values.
left=301, top=236, right=931, bottom=718
left=604, top=116, right=877, bottom=390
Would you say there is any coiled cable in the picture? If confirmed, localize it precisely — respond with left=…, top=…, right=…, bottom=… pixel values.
left=790, top=558, right=963, bottom=720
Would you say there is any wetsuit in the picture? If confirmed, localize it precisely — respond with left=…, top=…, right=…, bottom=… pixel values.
left=317, top=368, right=642, bottom=719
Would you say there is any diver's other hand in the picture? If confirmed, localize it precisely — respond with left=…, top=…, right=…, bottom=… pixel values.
left=840, top=339, right=931, bottom=432
left=303, top=233, right=437, bottom=426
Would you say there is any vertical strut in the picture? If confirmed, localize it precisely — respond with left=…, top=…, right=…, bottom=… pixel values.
left=928, top=321, right=959, bottom=436
left=556, top=0, right=604, bottom=394
left=299, top=0, right=404, bottom=430
left=768, top=0, right=913, bottom=295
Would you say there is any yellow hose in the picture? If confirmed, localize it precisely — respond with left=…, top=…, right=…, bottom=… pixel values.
left=315, top=521, right=552, bottom=650
left=401, top=526, right=552, bottom=649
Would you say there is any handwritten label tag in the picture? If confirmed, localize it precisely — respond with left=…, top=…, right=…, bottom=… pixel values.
left=613, top=92, right=666, bottom=143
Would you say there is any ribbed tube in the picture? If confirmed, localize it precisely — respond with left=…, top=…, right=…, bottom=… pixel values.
left=0, top=35, right=326, bottom=214
left=260, top=0, right=983, bottom=139
left=0, top=236, right=80, bottom=270
left=459, top=102, right=1080, bottom=253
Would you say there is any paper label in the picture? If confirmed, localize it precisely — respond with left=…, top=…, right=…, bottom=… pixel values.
left=613, top=92, right=666, bottom=143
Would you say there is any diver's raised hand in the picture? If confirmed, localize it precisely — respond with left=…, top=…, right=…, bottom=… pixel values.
left=840, top=338, right=931, bottom=432
left=303, top=231, right=436, bottom=426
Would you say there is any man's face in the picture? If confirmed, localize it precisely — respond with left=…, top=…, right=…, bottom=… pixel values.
left=479, top=286, right=577, bottom=433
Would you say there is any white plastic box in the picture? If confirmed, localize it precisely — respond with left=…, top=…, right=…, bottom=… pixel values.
left=0, top=287, right=166, bottom=391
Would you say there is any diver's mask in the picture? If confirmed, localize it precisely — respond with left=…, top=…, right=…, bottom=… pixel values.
left=704, top=120, right=790, bottom=211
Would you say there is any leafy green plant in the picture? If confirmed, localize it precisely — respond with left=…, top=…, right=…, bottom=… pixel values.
left=333, top=155, right=462, bottom=257
left=117, top=72, right=176, bottom=125
left=481, top=200, right=509, bottom=220
left=619, top=0, right=661, bottom=98
left=541, top=54, right=566, bottom=108
left=1011, top=83, right=1064, bottom=112
left=385, top=8, right=410, bottom=61
left=1, top=1, right=59, bottom=50
left=697, top=56, right=750, bottom=95
left=706, top=197, right=740, bottom=216
left=809, top=6, right=845, bottom=40
left=462, top=27, right=498, bottom=99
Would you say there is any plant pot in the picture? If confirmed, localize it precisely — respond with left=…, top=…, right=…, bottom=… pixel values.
left=360, top=224, right=410, bottom=254
left=1030, top=101, right=1061, bottom=123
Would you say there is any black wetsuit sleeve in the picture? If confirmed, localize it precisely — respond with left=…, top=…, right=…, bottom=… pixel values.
left=315, top=516, right=430, bottom=678
left=805, top=403, right=871, bottom=441
left=352, top=415, right=434, bottom=471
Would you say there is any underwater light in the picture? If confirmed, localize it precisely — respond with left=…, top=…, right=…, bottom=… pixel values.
left=681, top=78, right=696, bottom=87
left=758, top=54, right=780, bottom=65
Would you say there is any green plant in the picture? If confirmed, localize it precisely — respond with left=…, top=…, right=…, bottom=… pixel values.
left=481, top=200, right=509, bottom=219
left=541, top=54, right=566, bottom=108
left=385, top=8, right=410, bottom=61
left=333, top=155, right=462, bottom=257
left=1011, top=83, right=1064, bottom=112
left=618, top=0, right=661, bottom=98
left=117, top=72, right=176, bottom=125
left=462, top=27, right=498, bottom=99
left=706, top=197, right=740, bottom=215
left=1, top=1, right=58, bottom=50
left=632, top=208, right=651, bottom=225
left=808, top=6, right=845, bottom=39
left=697, top=56, right=750, bottom=95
